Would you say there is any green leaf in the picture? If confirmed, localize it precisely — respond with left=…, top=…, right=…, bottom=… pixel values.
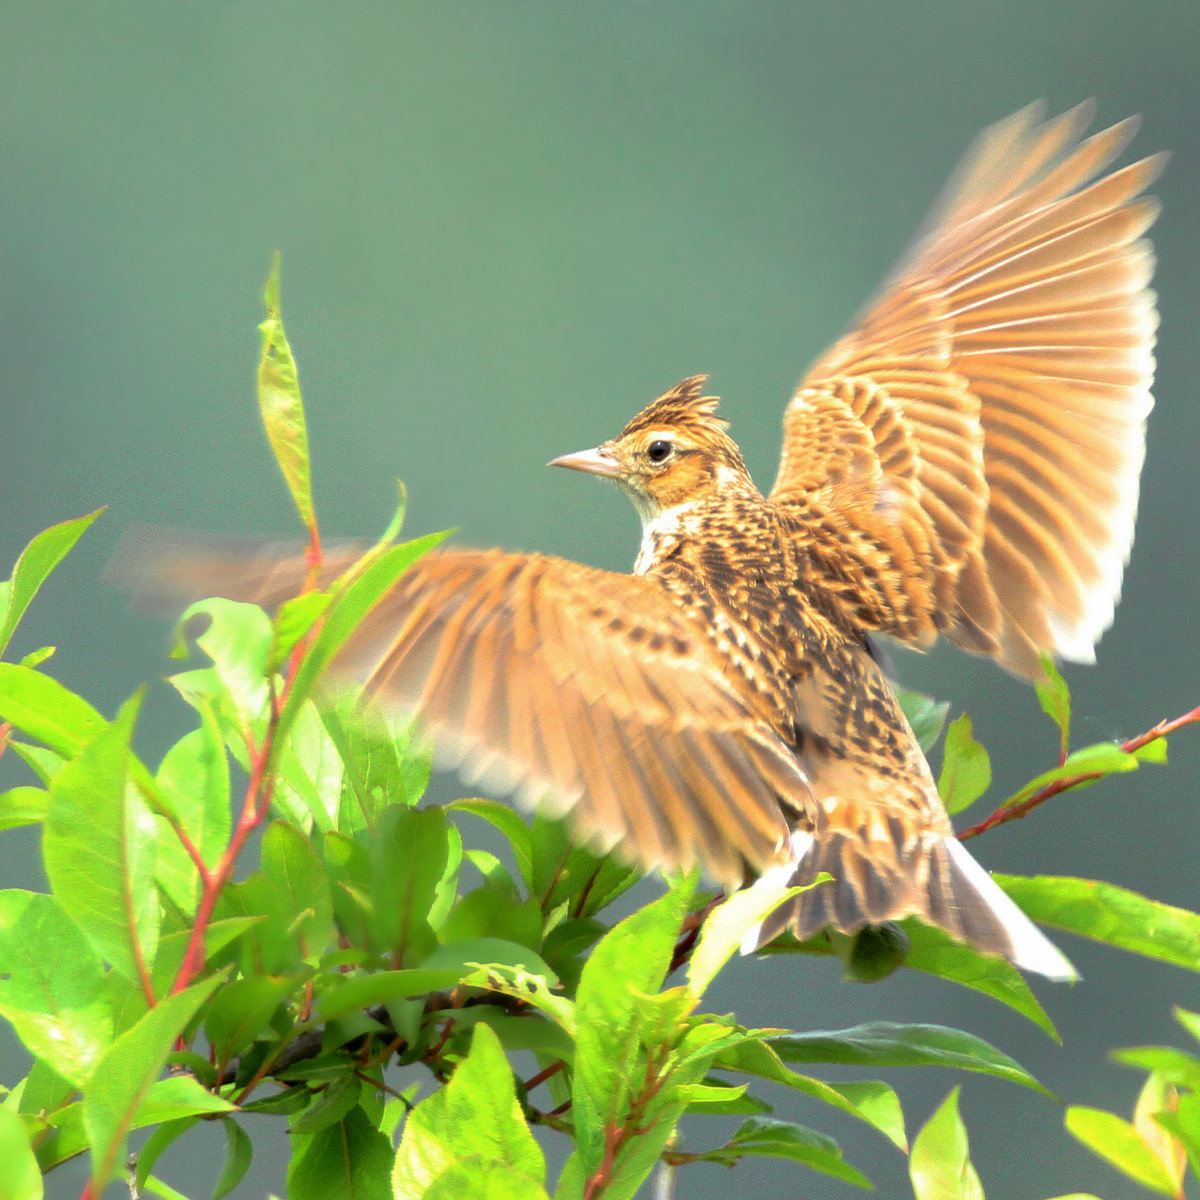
left=315, top=969, right=469, bottom=1021
left=273, top=530, right=449, bottom=757
left=697, top=1115, right=871, bottom=1188
left=288, top=1104, right=394, bottom=1200
left=712, top=1037, right=907, bottom=1150
left=271, top=698, right=344, bottom=831
left=424, top=1162, right=552, bottom=1200
left=1134, top=737, right=1169, bottom=764
left=214, top=1119, right=254, bottom=1200
left=457, top=964, right=577, bottom=1036
left=901, top=920, right=1058, bottom=1039
left=894, top=685, right=951, bottom=753
left=996, top=875, right=1200, bottom=971
left=133, top=1118, right=199, bottom=1192
left=1035, top=653, right=1071, bottom=759
left=43, top=696, right=160, bottom=981
left=393, top=1023, right=545, bottom=1198
left=82, top=974, right=223, bottom=1192
left=1002, top=742, right=1139, bottom=810
left=910, top=1087, right=984, bottom=1200
left=1176, top=1007, right=1200, bottom=1045
left=269, top=591, right=332, bottom=673
left=204, top=975, right=301, bottom=1062
left=0, top=1105, right=43, bottom=1200
left=0, top=890, right=113, bottom=1085
left=154, top=707, right=231, bottom=914
left=0, top=510, right=103, bottom=660
left=688, top=878, right=804, bottom=998
left=422, top=937, right=559, bottom=986
left=0, top=663, right=107, bottom=758
left=290, top=1074, right=363, bottom=1135
left=1155, top=1092, right=1200, bottom=1181
left=258, top=253, right=315, bottom=529
left=1112, top=1045, right=1200, bottom=1091
left=572, top=877, right=695, bottom=1178
left=449, top=799, right=533, bottom=889
left=528, top=814, right=642, bottom=917
left=0, top=785, right=48, bottom=830
left=261, top=820, right=334, bottom=956
left=772, top=1021, right=1052, bottom=1096
left=680, top=1081, right=758, bottom=1112
left=371, top=806, right=454, bottom=960
left=134, top=1074, right=237, bottom=1124
left=1065, top=1106, right=1180, bottom=1196
left=173, top=598, right=273, bottom=733
left=322, top=695, right=431, bottom=833
left=938, top=714, right=992, bottom=814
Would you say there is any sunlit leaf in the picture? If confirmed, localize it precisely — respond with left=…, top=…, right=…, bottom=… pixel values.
left=257, top=254, right=315, bottom=530
left=0, top=509, right=103, bottom=659
left=82, top=975, right=224, bottom=1192
left=0, top=663, right=107, bottom=759
left=1035, top=653, right=1071, bottom=759
left=43, top=696, right=160, bottom=982
left=689, top=878, right=803, bottom=998
left=1134, top=1071, right=1188, bottom=1196
left=154, top=706, right=231, bottom=915
left=938, top=713, right=992, bottom=814
left=902, top=921, right=1058, bottom=1039
left=997, top=875, right=1200, bottom=971
left=1065, top=1105, right=1180, bottom=1196
left=0, top=1100, right=44, bottom=1200
left=0, top=786, right=48, bottom=830
left=910, top=1087, right=984, bottom=1200
left=393, top=1023, right=545, bottom=1198
left=571, top=877, right=695, bottom=1179
left=0, top=890, right=113, bottom=1085
left=772, top=1021, right=1052, bottom=1096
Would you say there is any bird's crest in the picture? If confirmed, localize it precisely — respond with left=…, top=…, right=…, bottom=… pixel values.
left=618, top=376, right=729, bottom=441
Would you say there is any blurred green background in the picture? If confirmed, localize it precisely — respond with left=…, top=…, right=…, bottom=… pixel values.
left=2, top=3, right=1197, bottom=1197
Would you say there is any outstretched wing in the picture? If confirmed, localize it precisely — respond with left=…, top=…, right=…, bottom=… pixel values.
left=339, top=549, right=807, bottom=885
left=772, top=102, right=1164, bottom=677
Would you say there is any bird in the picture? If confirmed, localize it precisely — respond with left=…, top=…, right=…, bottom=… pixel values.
left=128, top=102, right=1162, bottom=980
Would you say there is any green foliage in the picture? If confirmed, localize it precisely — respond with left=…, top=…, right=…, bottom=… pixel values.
left=1, top=270, right=1197, bottom=1198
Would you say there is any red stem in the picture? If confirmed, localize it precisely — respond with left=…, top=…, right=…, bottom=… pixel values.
left=958, top=704, right=1200, bottom=841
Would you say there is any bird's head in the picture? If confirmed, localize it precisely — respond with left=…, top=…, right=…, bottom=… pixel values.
left=550, top=376, right=758, bottom=526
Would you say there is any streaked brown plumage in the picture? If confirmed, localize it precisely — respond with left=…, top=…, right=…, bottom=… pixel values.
left=131, top=103, right=1163, bottom=979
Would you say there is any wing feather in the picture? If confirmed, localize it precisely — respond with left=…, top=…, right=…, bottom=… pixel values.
left=773, top=103, right=1162, bottom=676
left=339, top=548, right=802, bottom=884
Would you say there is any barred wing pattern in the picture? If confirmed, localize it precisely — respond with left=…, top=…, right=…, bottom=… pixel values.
left=338, top=548, right=807, bottom=885
left=772, top=102, right=1163, bottom=676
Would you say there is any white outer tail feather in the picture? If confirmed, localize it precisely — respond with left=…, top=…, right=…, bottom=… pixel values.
left=740, top=829, right=1078, bottom=982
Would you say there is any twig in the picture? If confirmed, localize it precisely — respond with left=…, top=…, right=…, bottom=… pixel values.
left=958, top=704, right=1200, bottom=841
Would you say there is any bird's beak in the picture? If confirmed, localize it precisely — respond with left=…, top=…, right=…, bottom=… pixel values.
left=548, top=445, right=621, bottom=478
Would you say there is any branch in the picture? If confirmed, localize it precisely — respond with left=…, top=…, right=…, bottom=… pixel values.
left=958, top=704, right=1200, bottom=841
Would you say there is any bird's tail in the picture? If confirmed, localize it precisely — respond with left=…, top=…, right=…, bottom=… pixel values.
left=744, top=827, right=1077, bottom=981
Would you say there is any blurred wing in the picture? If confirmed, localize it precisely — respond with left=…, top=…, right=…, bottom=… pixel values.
left=335, top=548, right=805, bottom=885
left=772, top=102, right=1163, bottom=676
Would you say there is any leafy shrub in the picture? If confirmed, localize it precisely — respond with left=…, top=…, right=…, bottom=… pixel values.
left=1, top=263, right=1197, bottom=1200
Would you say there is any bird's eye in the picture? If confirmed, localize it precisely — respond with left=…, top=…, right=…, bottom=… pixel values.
left=646, top=439, right=673, bottom=464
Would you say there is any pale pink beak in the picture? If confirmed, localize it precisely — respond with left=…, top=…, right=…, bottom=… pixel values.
left=548, top=446, right=621, bottom=478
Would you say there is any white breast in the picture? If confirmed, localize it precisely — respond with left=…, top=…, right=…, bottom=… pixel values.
left=633, top=501, right=698, bottom=575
